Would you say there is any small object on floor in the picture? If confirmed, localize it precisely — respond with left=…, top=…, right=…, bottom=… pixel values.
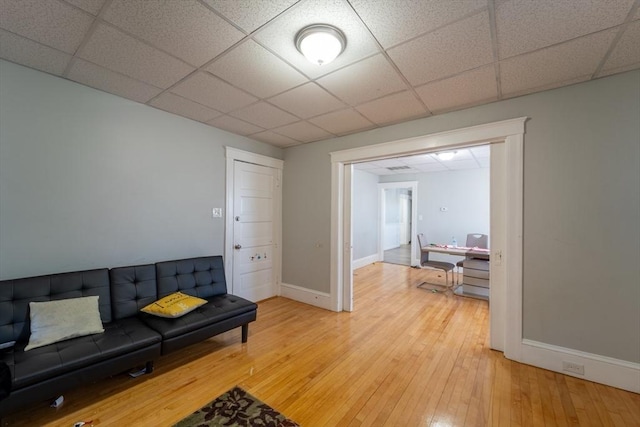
left=73, top=421, right=93, bottom=427
left=50, top=395, right=64, bottom=408
left=128, top=367, right=147, bottom=378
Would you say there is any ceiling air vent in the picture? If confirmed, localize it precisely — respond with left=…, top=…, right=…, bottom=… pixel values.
left=386, top=166, right=411, bottom=171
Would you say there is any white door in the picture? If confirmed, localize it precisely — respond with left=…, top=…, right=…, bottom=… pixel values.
left=232, top=161, right=276, bottom=302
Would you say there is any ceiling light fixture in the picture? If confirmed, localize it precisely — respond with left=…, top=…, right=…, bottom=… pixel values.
left=436, top=151, right=457, bottom=161
left=295, top=24, right=346, bottom=66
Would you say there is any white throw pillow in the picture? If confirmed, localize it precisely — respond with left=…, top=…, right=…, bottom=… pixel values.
left=25, top=296, right=105, bottom=351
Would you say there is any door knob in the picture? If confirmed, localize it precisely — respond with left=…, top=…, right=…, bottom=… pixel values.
left=234, top=244, right=242, bottom=250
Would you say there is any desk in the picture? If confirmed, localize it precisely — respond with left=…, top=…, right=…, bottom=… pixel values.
left=422, top=245, right=490, bottom=299
left=423, top=245, right=490, bottom=260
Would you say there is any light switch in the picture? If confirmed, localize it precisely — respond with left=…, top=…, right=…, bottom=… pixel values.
left=212, top=208, right=223, bottom=218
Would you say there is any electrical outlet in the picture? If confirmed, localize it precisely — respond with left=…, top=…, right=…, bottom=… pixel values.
left=562, top=361, right=585, bottom=375
left=212, top=208, right=222, bottom=218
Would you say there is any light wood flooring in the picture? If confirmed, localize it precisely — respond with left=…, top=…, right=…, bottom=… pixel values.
left=3, top=263, right=639, bottom=426
left=383, top=244, right=412, bottom=266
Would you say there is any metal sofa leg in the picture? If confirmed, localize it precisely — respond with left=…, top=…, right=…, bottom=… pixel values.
left=241, top=324, right=249, bottom=343
left=145, top=361, right=154, bottom=374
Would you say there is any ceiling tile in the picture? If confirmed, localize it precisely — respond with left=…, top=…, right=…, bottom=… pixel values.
left=63, top=0, right=105, bottom=16
left=501, top=29, right=617, bottom=96
left=230, top=101, right=298, bottom=128
left=353, top=162, right=378, bottom=170
left=399, top=154, right=437, bottom=165
left=415, top=65, right=497, bottom=113
left=447, top=149, right=473, bottom=160
left=103, top=0, right=244, bottom=68
left=149, top=92, right=221, bottom=122
left=68, top=59, right=163, bottom=103
left=355, top=91, right=427, bottom=125
left=79, top=24, right=194, bottom=89
left=273, top=121, right=333, bottom=142
left=388, top=11, right=493, bottom=86
left=170, top=71, right=256, bottom=112
left=496, top=0, right=634, bottom=59
left=252, top=0, right=380, bottom=79
left=205, top=40, right=307, bottom=98
left=374, top=158, right=408, bottom=168
left=600, top=20, right=640, bottom=75
left=0, top=30, right=71, bottom=76
left=203, top=0, right=297, bottom=33
left=350, top=0, right=486, bottom=48
left=444, top=159, right=480, bottom=170
left=414, top=163, right=447, bottom=172
left=268, top=83, right=345, bottom=119
left=309, top=109, right=374, bottom=135
left=251, top=130, right=299, bottom=147
left=207, top=115, right=264, bottom=135
left=0, top=0, right=94, bottom=54
left=317, top=55, right=408, bottom=105
left=369, top=168, right=396, bottom=175
left=470, top=145, right=491, bottom=158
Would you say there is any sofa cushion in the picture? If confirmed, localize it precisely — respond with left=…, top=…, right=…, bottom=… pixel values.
left=0, top=269, right=111, bottom=345
left=5, top=317, right=160, bottom=389
left=109, top=264, right=157, bottom=320
left=141, top=294, right=256, bottom=340
left=25, top=296, right=104, bottom=351
left=155, top=256, right=227, bottom=299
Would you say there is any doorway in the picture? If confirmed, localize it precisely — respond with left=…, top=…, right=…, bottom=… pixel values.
left=330, top=117, right=526, bottom=356
left=378, top=181, right=418, bottom=266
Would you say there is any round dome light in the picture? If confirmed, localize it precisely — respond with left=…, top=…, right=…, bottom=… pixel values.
left=295, top=24, right=346, bottom=66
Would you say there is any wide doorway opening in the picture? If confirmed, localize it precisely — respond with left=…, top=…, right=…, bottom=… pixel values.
left=330, top=118, right=526, bottom=354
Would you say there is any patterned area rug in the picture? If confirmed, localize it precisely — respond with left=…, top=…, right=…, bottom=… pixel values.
left=174, top=386, right=300, bottom=427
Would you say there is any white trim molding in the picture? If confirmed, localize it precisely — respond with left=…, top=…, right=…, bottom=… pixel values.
left=521, top=340, right=640, bottom=393
left=353, top=254, right=380, bottom=270
left=280, top=283, right=333, bottom=311
left=330, top=117, right=527, bottom=352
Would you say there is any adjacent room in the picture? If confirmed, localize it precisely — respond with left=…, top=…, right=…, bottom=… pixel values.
left=352, top=147, right=491, bottom=299
left=1, top=1, right=639, bottom=426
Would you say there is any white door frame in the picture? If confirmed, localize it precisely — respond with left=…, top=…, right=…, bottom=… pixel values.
left=225, top=147, right=283, bottom=297
left=330, top=117, right=526, bottom=357
left=378, top=181, right=419, bottom=266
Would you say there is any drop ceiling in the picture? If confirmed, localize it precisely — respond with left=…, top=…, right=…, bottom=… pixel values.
left=354, top=145, right=490, bottom=175
left=1, top=0, right=638, bottom=148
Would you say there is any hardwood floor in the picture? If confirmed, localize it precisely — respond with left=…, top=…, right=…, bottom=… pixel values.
left=3, top=263, right=639, bottom=426
left=383, top=244, right=412, bottom=266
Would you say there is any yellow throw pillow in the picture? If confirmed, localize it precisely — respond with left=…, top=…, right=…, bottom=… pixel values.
left=141, top=292, right=207, bottom=318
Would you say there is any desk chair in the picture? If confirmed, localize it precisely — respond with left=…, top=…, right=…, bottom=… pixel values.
left=417, top=233, right=455, bottom=292
left=456, top=233, right=488, bottom=284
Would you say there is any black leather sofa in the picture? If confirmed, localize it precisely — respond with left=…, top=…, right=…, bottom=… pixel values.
left=0, top=256, right=257, bottom=416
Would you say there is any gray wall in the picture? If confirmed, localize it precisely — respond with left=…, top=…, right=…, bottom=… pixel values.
left=352, top=169, right=378, bottom=260
left=381, top=168, right=490, bottom=265
left=282, top=70, right=640, bottom=363
left=0, top=60, right=282, bottom=279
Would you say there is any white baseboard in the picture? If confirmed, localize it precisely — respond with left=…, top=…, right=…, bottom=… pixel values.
left=520, top=339, right=640, bottom=393
left=280, top=283, right=332, bottom=311
left=353, top=254, right=379, bottom=270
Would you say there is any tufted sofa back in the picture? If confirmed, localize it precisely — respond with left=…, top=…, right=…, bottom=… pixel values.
left=0, top=269, right=111, bottom=344
left=155, top=256, right=227, bottom=299
left=109, top=264, right=158, bottom=320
